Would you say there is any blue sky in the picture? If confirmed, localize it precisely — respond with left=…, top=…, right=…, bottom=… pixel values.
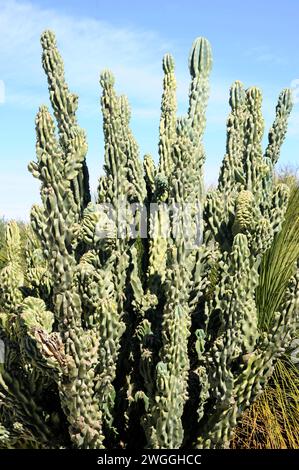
left=0, top=0, right=299, bottom=219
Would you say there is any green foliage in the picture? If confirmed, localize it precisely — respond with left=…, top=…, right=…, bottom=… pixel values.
left=0, top=31, right=298, bottom=450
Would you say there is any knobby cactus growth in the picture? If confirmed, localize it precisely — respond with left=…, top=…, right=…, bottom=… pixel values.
left=0, top=31, right=298, bottom=449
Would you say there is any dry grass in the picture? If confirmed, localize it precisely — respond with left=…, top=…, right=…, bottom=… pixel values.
left=232, top=359, right=299, bottom=449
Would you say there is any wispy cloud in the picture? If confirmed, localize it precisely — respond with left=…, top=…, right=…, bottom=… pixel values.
left=246, top=45, right=288, bottom=66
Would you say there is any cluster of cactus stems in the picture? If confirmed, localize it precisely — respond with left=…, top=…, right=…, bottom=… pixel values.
left=0, top=30, right=298, bottom=449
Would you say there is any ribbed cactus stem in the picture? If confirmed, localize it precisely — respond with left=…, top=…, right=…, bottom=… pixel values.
left=158, top=53, right=177, bottom=176
left=218, top=81, right=247, bottom=195
left=187, top=37, right=213, bottom=201
left=41, top=30, right=90, bottom=212
left=265, top=88, right=293, bottom=164
left=0, top=222, right=24, bottom=312
left=119, top=94, right=146, bottom=204
left=189, top=37, right=213, bottom=78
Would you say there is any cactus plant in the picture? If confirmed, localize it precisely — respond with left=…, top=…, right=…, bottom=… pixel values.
left=0, top=31, right=298, bottom=450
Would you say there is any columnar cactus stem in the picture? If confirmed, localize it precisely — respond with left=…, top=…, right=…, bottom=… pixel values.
left=29, top=106, right=105, bottom=448
left=0, top=222, right=24, bottom=312
left=243, top=87, right=265, bottom=196
left=265, top=89, right=293, bottom=164
left=188, top=37, right=212, bottom=137
left=218, top=80, right=247, bottom=193
left=41, top=30, right=90, bottom=212
left=158, top=53, right=177, bottom=176
left=187, top=37, right=213, bottom=201
left=152, top=118, right=197, bottom=448
left=119, top=95, right=146, bottom=204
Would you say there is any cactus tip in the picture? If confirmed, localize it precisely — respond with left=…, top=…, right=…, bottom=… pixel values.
left=162, top=53, right=175, bottom=73
left=189, top=37, right=213, bottom=77
left=100, top=69, right=115, bottom=88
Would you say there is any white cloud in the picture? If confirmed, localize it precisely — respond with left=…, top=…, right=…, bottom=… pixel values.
left=288, top=110, right=299, bottom=137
